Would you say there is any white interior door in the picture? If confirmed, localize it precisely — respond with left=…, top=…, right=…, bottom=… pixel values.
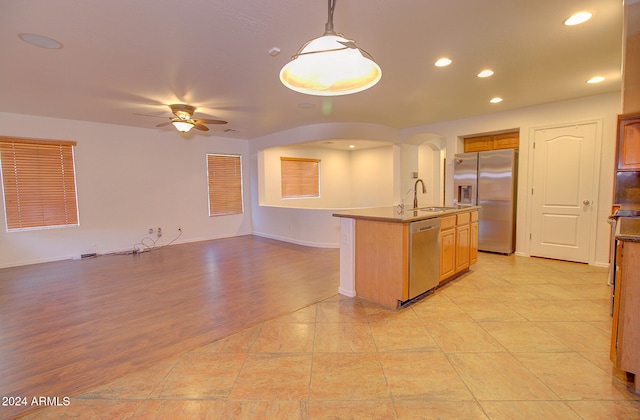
left=530, top=123, right=597, bottom=263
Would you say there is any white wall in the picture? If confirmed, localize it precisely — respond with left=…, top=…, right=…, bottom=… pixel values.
left=249, top=93, right=620, bottom=265
left=253, top=143, right=395, bottom=246
left=260, top=146, right=352, bottom=208
left=349, top=146, right=395, bottom=208
left=0, top=112, right=252, bottom=268
left=0, top=92, right=622, bottom=267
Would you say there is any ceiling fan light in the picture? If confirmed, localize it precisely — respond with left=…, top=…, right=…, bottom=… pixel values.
left=172, top=120, right=194, bottom=132
left=564, top=11, right=592, bottom=26
left=280, top=34, right=381, bottom=96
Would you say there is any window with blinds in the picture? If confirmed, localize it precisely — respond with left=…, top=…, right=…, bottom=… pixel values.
left=280, top=157, right=320, bottom=198
left=207, top=154, right=243, bottom=216
left=0, top=137, right=79, bottom=231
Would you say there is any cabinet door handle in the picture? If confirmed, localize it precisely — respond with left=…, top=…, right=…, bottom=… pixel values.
left=583, top=200, right=591, bottom=206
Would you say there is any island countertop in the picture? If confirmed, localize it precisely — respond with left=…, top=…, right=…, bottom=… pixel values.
left=332, top=205, right=480, bottom=223
left=616, top=217, right=640, bottom=242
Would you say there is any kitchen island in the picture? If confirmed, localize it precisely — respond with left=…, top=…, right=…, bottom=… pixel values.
left=333, top=205, right=479, bottom=309
left=611, top=216, right=640, bottom=394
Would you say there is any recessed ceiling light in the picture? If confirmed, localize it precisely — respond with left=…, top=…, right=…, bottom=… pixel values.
left=18, top=33, right=63, bottom=49
left=348, top=145, right=355, bottom=149
left=564, top=11, right=592, bottom=26
left=268, top=47, right=281, bottom=57
left=435, top=58, right=452, bottom=67
left=490, top=97, right=503, bottom=104
left=477, top=69, right=494, bottom=78
left=587, top=76, right=605, bottom=84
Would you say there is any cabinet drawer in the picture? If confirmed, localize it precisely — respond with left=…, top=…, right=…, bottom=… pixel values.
left=470, top=211, right=478, bottom=222
left=441, top=215, right=456, bottom=230
left=456, top=212, right=470, bottom=225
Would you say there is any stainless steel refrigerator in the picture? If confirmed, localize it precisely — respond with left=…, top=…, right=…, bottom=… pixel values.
left=453, top=149, right=518, bottom=254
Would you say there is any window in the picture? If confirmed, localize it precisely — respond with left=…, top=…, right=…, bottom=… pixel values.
left=0, top=137, right=79, bottom=231
left=207, top=154, right=243, bottom=216
left=280, top=157, right=320, bottom=198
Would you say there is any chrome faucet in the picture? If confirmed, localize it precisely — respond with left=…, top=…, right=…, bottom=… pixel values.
left=413, top=179, right=426, bottom=209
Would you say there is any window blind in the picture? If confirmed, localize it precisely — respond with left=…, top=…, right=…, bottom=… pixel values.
left=280, top=157, right=320, bottom=198
left=207, top=154, right=243, bottom=216
left=0, top=137, right=79, bottom=231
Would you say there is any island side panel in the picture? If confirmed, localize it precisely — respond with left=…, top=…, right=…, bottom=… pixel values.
left=338, top=217, right=356, bottom=297
left=618, top=240, right=640, bottom=388
left=355, top=219, right=408, bottom=308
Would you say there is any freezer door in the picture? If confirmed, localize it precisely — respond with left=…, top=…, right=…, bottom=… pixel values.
left=478, top=150, right=517, bottom=254
left=453, top=153, right=478, bottom=205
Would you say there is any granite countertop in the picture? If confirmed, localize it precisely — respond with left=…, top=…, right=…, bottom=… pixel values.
left=332, top=205, right=480, bottom=223
left=616, top=217, right=640, bottom=243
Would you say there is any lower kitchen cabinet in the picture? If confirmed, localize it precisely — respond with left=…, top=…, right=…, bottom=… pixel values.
left=440, top=210, right=478, bottom=282
left=439, top=215, right=456, bottom=281
left=470, top=213, right=479, bottom=265
left=455, top=212, right=471, bottom=274
left=610, top=238, right=640, bottom=393
left=340, top=207, right=480, bottom=309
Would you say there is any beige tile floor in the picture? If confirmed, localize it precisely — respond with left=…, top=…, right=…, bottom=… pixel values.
left=21, top=253, right=640, bottom=419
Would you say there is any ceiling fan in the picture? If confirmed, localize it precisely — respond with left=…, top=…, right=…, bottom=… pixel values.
left=156, top=104, right=227, bottom=133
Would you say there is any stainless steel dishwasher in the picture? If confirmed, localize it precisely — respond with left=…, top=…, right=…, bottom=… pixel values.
left=408, top=218, right=441, bottom=300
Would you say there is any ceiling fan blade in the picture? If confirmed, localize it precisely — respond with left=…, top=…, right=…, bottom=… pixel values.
left=133, top=112, right=166, bottom=119
left=193, top=118, right=227, bottom=125
left=155, top=121, right=172, bottom=127
left=193, top=123, right=210, bottom=131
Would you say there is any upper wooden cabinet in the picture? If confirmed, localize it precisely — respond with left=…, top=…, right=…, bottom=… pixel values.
left=464, top=136, right=492, bottom=152
left=464, top=131, right=519, bottom=153
left=616, top=114, right=640, bottom=170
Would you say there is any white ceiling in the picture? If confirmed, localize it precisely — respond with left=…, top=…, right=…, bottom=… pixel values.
left=0, top=0, right=623, bottom=139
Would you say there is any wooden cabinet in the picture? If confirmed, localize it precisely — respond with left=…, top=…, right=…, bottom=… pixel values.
left=616, top=113, right=640, bottom=170
left=355, top=219, right=407, bottom=308
left=492, top=132, right=520, bottom=150
left=455, top=212, right=471, bottom=273
left=439, top=210, right=478, bottom=282
left=470, top=212, right=479, bottom=265
left=464, top=132, right=519, bottom=152
left=610, top=239, right=640, bottom=393
left=439, top=215, right=456, bottom=281
left=464, top=136, right=492, bottom=152
left=352, top=210, right=481, bottom=308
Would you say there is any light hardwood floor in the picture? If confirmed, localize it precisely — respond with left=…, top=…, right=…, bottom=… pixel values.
left=0, top=235, right=339, bottom=419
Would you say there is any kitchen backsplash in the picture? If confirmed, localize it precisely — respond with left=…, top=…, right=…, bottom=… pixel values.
left=615, top=171, right=640, bottom=207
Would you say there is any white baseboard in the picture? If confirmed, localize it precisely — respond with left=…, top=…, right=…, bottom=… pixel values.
left=252, top=231, right=339, bottom=249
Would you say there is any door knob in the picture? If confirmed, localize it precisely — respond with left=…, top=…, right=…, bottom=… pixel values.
left=583, top=200, right=591, bottom=206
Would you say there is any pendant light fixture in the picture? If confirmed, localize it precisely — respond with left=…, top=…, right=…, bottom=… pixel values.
left=279, top=0, right=382, bottom=96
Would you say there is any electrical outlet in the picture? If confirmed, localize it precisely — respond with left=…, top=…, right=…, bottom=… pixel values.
left=148, top=228, right=153, bottom=234
left=157, top=227, right=162, bottom=237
